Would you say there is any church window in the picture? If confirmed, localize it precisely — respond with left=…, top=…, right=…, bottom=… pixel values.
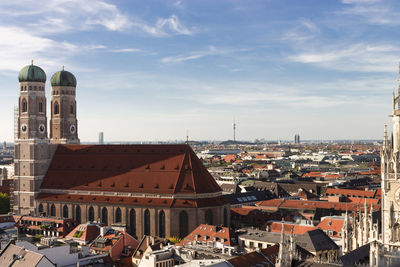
left=54, top=101, right=59, bottom=115
left=223, top=208, right=228, bottom=227
left=38, top=204, right=43, bottom=214
left=50, top=204, right=56, bottom=216
left=115, top=208, right=122, bottom=223
left=159, top=210, right=165, bottom=238
left=22, top=99, right=27, bottom=113
left=63, top=205, right=68, bottom=218
left=179, top=211, right=189, bottom=238
left=144, top=209, right=150, bottom=235
left=129, top=209, right=136, bottom=236
left=39, top=102, right=43, bottom=113
left=20, top=86, right=23, bottom=91
left=88, top=206, right=94, bottom=221
left=101, top=207, right=108, bottom=225
left=205, top=209, right=213, bottom=225
left=70, top=105, right=74, bottom=114
left=76, top=206, right=81, bottom=223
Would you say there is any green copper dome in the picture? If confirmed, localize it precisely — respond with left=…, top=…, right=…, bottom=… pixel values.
left=51, top=69, right=77, bottom=87
left=18, top=64, right=46, bottom=83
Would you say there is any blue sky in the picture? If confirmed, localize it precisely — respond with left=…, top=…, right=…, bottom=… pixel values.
left=0, top=0, right=399, bottom=142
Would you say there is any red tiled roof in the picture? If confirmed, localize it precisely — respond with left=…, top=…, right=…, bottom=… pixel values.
left=266, top=222, right=315, bottom=235
left=180, top=224, right=234, bottom=246
left=256, top=199, right=380, bottom=212
left=228, top=251, right=269, bottom=267
left=40, top=144, right=222, bottom=195
left=316, top=217, right=346, bottom=238
left=325, top=188, right=379, bottom=198
left=66, top=223, right=100, bottom=242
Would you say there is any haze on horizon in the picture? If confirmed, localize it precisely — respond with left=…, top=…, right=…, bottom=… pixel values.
left=0, top=0, right=398, bottom=142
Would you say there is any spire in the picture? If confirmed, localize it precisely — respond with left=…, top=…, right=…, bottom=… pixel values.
left=393, top=87, right=396, bottom=112
left=384, top=124, right=388, bottom=147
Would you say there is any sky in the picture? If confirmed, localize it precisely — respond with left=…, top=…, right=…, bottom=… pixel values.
left=0, top=0, right=399, bottom=142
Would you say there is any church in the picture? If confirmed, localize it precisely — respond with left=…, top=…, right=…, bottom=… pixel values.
left=12, top=62, right=230, bottom=239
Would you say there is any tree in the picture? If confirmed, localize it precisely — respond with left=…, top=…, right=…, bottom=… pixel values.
left=0, top=193, right=10, bottom=214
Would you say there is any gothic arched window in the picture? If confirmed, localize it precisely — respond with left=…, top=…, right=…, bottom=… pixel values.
left=224, top=208, right=228, bottom=227
left=38, top=204, right=43, bottom=214
left=39, top=102, right=43, bottom=113
left=50, top=204, right=56, bottom=217
left=159, top=210, right=165, bottom=238
left=70, top=105, right=74, bottom=114
left=88, top=206, right=94, bottom=221
left=63, top=205, right=68, bottom=218
left=129, top=209, right=136, bottom=236
left=115, top=208, right=122, bottom=223
left=205, top=209, right=213, bottom=225
left=76, top=206, right=81, bottom=224
left=54, top=101, right=59, bottom=115
left=22, top=99, right=27, bottom=113
left=144, top=209, right=150, bottom=235
left=101, top=207, right=108, bottom=225
left=179, top=211, right=189, bottom=238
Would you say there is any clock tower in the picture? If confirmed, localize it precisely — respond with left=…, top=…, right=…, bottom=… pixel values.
left=14, top=62, right=51, bottom=215
left=49, top=67, right=79, bottom=144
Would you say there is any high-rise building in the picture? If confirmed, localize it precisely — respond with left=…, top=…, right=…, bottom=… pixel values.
left=294, top=134, right=300, bottom=144
left=99, top=132, right=104, bottom=144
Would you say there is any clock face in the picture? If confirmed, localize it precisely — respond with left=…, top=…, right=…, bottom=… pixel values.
left=38, top=124, right=45, bottom=133
left=70, top=125, right=76, bottom=134
left=21, top=124, right=28, bottom=133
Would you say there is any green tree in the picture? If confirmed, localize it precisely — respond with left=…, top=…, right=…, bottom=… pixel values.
left=0, top=193, right=10, bottom=214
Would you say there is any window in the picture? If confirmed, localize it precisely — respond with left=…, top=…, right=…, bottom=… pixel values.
left=258, top=243, right=263, bottom=248
left=223, top=208, right=228, bottom=227
left=50, top=204, right=56, bottom=216
left=38, top=204, right=43, bottom=213
left=129, top=209, right=136, bottom=236
left=205, top=210, right=213, bottom=225
left=88, top=206, right=94, bottom=221
left=22, top=99, right=27, bottom=113
left=76, top=206, right=81, bottom=223
left=39, top=102, right=43, bottom=113
left=249, top=241, right=254, bottom=248
left=70, top=105, right=74, bottom=114
left=144, top=209, right=150, bottom=235
left=101, top=207, right=108, bottom=224
left=179, top=211, right=189, bottom=238
left=63, top=205, right=69, bottom=218
left=159, top=210, right=165, bottom=238
left=54, top=101, right=59, bottom=115
left=115, top=207, right=121, bottom=223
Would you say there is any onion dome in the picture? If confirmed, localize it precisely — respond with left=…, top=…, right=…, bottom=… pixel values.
left=51, top=67, right=77, bottom=87
left=18, top=62, right=46, bottom=83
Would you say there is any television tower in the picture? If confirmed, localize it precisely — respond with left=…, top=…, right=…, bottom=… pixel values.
left=233, top=118, right=236, bottom=143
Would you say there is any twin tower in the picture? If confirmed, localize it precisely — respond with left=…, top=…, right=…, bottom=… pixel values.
left=14, top=62, right=79, bottom=215
left=17, top=62, right=79, bottom=143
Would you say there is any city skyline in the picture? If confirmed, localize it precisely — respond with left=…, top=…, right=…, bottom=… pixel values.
left=0, top=0, right=400, bottom=142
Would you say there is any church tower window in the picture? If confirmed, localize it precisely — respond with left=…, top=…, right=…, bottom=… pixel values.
left=70, top=105, right=74, bottom=114
left=39, top=102, right=43, bottom=113
left=22, top=99, right=27, bottom=113
left=54, top=101, right=59, bottom=115
left=129, top=209, right=136, bottom=236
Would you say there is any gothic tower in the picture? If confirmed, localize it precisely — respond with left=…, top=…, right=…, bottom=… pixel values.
left=381, top=64, right=400, bottom=246
left=49, top=67, right=79, bottom=144
left=13, top=62, right=51, bottom=215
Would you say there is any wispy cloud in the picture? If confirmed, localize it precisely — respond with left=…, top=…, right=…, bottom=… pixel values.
left=282, top=19, right=320, bottom=42
left=132, top=15, right=192, bottom=37
left=289, top=43, right=400, bottom=72
left=162, top=46, right=247, bottom=63
left=111, top=48, right=143, bottom=53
